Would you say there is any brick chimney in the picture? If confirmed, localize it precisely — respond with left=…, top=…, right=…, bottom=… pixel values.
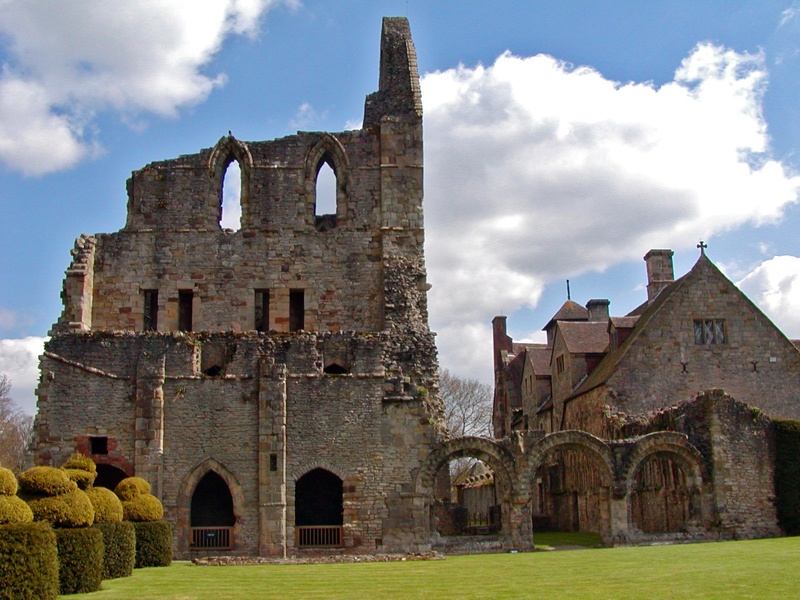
left=644, top=249, right=674, bottom=302
left=586, top=299, right=610, bottom=322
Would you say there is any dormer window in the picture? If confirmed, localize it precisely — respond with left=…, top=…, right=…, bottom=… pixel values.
left=694, top=319, right=726, bottom=345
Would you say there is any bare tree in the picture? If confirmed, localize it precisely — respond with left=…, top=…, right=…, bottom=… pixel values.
left=0, top=374, right=34, bottom=472
left=440, top=368, right=493, bottom=438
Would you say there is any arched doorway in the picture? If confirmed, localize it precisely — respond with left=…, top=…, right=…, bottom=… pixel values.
left=631, top=452, right=693, bottom=534
left=95, top=464, right=128, bottom=490
left=295, top=468, right=343, bottom=547
left=191, top=471, right=235, bottom=549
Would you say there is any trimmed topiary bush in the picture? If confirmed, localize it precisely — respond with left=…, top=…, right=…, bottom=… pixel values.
left=0, top=464, right=33, bottom=525
left=133, top=520, right=172, bottom=568
left=55, top=527, right=104, bottom=595
left=0, top=521, right=59, bottom=600
left=63, top=454, right=98, bottom=491
left=87, top=486, right=124, bottom=524
left=122, top=493, right=165, bottom=522
left=18, top=465, right=76, bottom=496
left=774, top=418, right=800, bottom=535
left=24, top=488, right=95, bottom=528
left=115, top=476, right=151, bottom=501
left=115, top=476, right=171, bottom=568
left=0, top=465, right=17, bottom=496
left=95, top=521, right=136, bottom=579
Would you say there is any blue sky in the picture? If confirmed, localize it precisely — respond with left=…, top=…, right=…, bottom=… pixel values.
left=2, top=0, right=800, bottom=414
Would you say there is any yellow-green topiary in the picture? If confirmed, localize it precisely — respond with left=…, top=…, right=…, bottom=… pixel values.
left=121, top=493, right=164, bottom=522
left=63, top=468, right=96, bottom=490
left=18, top=466, right=77, bottom=496
left=24, top=489, right=95, bottom=528
left=0, top=465, right=17, bottom=496
left=86, top=486, right=124, bottom=523
left=0, top=494, right=34, bottom=524
left=62, top=454, right=97, bottom=474
left=115, top=477, right=150, bottom=501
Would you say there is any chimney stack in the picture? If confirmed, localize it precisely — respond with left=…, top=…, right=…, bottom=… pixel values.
left=586, top=299, right=610, bottom=322
left=644, top=249, right=674, bottom=302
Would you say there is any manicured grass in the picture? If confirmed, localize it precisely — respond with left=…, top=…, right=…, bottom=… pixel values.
left=66, top=537, right=800, bottom=599
left=532, top=531, right=601, bottom=548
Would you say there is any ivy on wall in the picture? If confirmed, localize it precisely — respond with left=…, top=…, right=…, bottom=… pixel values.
left=774, top=418, right=800, bottom=535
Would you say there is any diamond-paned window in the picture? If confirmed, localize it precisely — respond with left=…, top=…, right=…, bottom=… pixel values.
left=694, top=319, right=726, bottom=345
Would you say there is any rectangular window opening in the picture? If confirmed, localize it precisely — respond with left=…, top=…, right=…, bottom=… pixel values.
left=179, top=290, right=194, bottom=332
left=289, top=289, right=304, bottom=332
left=143, top=290, right=158, bottom=331
left=255, top=289, right=270, bottom=332
left=693, top=319, right=726, bottom=345
left=89, top=436, right=108, bottom=455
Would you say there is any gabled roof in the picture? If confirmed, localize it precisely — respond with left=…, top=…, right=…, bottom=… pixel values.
left=556, top=321, right=609, bottom=355
left=610, top=316, right=639, bottom=330
left=512, top=342, right=551, bottom=376
left=543, top=300, right=588, bottom=331
left=567, top=253, right=799, bottom=400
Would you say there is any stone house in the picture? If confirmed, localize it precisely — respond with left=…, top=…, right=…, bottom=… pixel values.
left=491, top=247, right=800, bottom=541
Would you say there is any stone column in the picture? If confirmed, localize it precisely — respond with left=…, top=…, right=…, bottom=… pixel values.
left=508, top=494, right=534, bottom=551
left=134, top=352, right=165, bottom=498
left=609, top=482, right=631, bottom=544
left=258, top=360, right=288, bottom=557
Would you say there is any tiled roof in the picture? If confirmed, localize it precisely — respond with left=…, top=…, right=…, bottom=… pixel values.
left=543, top=300, right=588, bottom=330
left=557, top=321, right=609, bottom=354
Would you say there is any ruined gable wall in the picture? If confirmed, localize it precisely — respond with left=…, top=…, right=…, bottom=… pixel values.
left=604, top=259, right=800, bottom=420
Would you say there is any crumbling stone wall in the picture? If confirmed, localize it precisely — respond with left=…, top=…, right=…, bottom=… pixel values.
left=33, top=17, right=446, bottom=558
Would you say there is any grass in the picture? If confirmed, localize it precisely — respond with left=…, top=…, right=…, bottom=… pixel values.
left=530, top=531, right=601, bottom=548
left=65, top=536, right=800, bottom=599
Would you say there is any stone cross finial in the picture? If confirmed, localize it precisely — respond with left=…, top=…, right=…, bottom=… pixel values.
left=697, top=240, right=707, bottom=255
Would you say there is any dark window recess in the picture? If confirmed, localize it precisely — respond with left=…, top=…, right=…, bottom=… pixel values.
left=694, top=319, right=726, bottom=345
left=323, top=363, right=350, bottom=375
left=255, top=289, right=269, bottom=332
left=203, top=365, right=223, bottom=377
left=89, top=436, right=108, bottom=455
left=289, top=289, right=304, bottom=332
left=270, top=453, right=278, bottom=472
left=179, top=290, right=194, bottom=331
left=143, top=290, right=158, bottom=331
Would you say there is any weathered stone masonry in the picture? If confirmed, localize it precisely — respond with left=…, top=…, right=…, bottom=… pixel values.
left=32, top=17, right=449, bottom=557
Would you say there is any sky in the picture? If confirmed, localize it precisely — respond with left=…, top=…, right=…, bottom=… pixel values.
left=2, top=0, right=800, bottom=415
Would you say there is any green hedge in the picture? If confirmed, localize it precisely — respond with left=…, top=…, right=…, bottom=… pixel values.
left=55, top=527, right=104, bottom=595
left=0, top=494, right=34, bottom=525
left=133, top=520, right=172, bottom=568
left=95, top=521, right=135, bottom=579
left=86, top=486, right=124, bottom=523
left=122, top=493, right=164, bottom=522
left=18, top=466, right=76, bottom=496
left=116, top=477, right=151, bottom=501
left=24, top=489, right=95, bottom=528
left=0, top=521, right=59, bottom=600
left=774, top=418, right=800, bottom=535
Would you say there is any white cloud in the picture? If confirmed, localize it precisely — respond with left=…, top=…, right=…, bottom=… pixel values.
left=0, top=336, right=46, bottom=415
left=0, top=0, right=293, bottom=175
left=738, top=256, right=800, bottom=338
left=421, top=45, right=800, bottom=382
left=290, top=102, right=327, bottom=129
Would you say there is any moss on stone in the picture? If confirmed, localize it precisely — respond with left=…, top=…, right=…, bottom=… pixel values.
left=86, top=486, right=124, bottom=523
left=18, top=466, right=77, bottom=496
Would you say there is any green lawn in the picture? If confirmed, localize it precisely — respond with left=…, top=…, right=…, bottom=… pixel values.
left=67, top=536, right=800, bottom=599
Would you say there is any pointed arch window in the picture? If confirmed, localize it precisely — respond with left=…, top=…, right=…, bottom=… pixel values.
left=314, top=157, right=338, bottom=231
left=220, top=159, right=242, bottom=231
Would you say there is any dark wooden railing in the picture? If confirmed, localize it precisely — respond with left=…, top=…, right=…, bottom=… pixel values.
left=296, top=525, right=343, bottom=548
left=191, top=526, right=233, bottom=550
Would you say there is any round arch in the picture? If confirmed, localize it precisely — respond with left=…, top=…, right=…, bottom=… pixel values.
left=621, top=432, right=705, bottom=488
left=415, top=437, right=517, bottom=500
left=523, top=430, right=615, bottom=484
left=176, top=457, right=246, bottom=553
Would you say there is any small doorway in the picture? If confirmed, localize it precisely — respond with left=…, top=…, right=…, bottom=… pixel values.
left=191, top=471, right=235, bottom=550
left=295, top=468, right=343, bottom=547
left=94, top=464, right=128, bottom=491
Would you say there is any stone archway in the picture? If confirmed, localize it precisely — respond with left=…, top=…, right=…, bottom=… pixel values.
left=523, top=431, right=615, bottom=541
left=415, top=437, right=526, bottom=549
left=176, top=458, right=246, bottom=554
left=621, top=432, right=706, bottom=536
